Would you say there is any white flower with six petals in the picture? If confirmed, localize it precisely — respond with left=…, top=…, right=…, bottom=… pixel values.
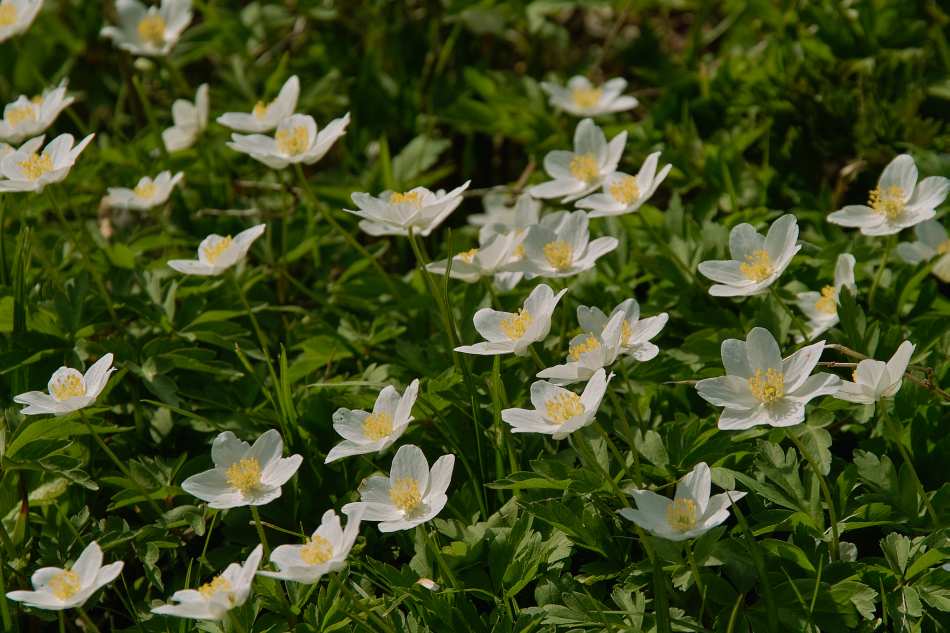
left=14, top=353, right=116, bottom=416
left=576, top=151, right=671, bottom=217
left=325, top=380, right=420, bottom=463
left=897, top=219, right=950, bottom=282
left=105, top=170, right=183, bottom=210
left=345, top=182, right=470, bottom=238
left=512, top=210, right=618, bottom=278
left=795, top=253, right=856, bottom=341
left=0, top=0, right=43, bottom=44
left=227, top=112, right=350, bottom=170
left=455, top=283, right=567, bottom=356
left=834, top=341, right=914, bottom=404
left=529, top=118, right=627, bottom=201
left=100, top=0, right=192, bottom=57
left=0, top=81, right=75, bottom=145
left=257, top=508, right=362, bottom=584
left=167, top=223, right=266, bottom=276
left=162, top=83, right=208, bottom=152
left=0, top=133, right=94, bottom=192
left=217, top=76, right=299, bottom=133
left=540, top=77, right=638, bottom=117
left=501, top=368, right=611, bottom=440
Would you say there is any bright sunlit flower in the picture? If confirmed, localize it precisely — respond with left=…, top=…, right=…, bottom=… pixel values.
left=180, top=429, right=302, bottom=509
left=167, top=223, right=266, bottom=276
left=795, top=254, right=856, bottom=341
left=619, top=462, right=746, bottom=541
left=0, top=133, right=94, bottom=193
left=834, top=341, right=914, bottom=404
left=537, top=310, right=625, bottom=385
left=105, top=170, right=183, bottom=210
left=217, top=76, right=299, bottom=133
left=152, top=545, right=262, bottom=620
left=578, top=298, right=669, bottom=361
left=0, top=81, right=74, bottom=145
left=100, top=0, right=192, bottom=57
left=257, top=508, right=362, bottom=584
left=325, top=380, right=420, bottom=463
left=426, top=231, right=525, bottom=289
left=529, top=118, right=626, bottom=201
left=897, top=219, right=950, bottom=282
left=346, top=181, right=471, bottom=237
left=227, top=112, right=350, bottom=170
left=540, top=76, right=638, bottom=117
left=512, top=210, right=618, bottom=278
left=698, top=213, right=800, bottom=297
left=0, top=0, right=42, bottom=43
left=501, top=368, right=611, bottom=439
left=14, top=353, right=116, bottom=416
left=455, top=283, right=567, bottom=356
left=341, top=444, right=454, bottom=533
left=828, top=155, right=949, bottom=236
left=162, top=83, right=208, bottom=152
left=576, top=152, right=671, bottom=217
left=5, top=541, right=123, bottom=611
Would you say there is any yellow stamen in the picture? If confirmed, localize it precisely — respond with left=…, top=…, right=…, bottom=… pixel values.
left=300, top=535, right=333, bottom=565
left=48, top=570, right=81, bottom=601
left=225, top=457, right=261, bottom=494
left=868, top=185, right=905, bottom=219
left=197, top=575, right=231, bottom=598
left=568, top=335, right=600, bottom=361
left=937, top=240, right=950, bottom=255
left=134, top=181, right=157, bottom=199
left=500, top=308, right=532, bottom=340
left=457, top=248, right=478, bottom=263
left=5, top=105, right=36, bottom=126
left=201, top=236, right=232, bottom=264
left=0, top=3, right=17, bottom=27
left=389, top=478, right=422, bottom=513
left=50, top=373, right=86, bottom=401
left=815, top=285, right=837, bottom=315
left=748, top=368, right=784, bottom=404
left=362, top=411, right=393, bottom=441
left=275, top=126, right=308, bottom=156
left=389, top=191, right=421, bottom=206
left=31, top=95, right=44, bottom=105
left=544, top=392, right=584, bottom=424
left=571, top=86, right=604, bottom=109
left=18, top=153, right=53, bottom=181
left=666, top=498, right=698, bottom=532
left=136, top=14, right=166, bottom=47
left=609, top=175, right=640, bottom=205
left=512, top=244, right=526, bottom=259
left=252, top=101, right=268, bottom=119
left=543, top=240, right=573, bottom=270
left=569, top=153, right=599, bottom=183
left=621, top=319, right=633, bottom=345
left=739, top=249, right=773, bottom=282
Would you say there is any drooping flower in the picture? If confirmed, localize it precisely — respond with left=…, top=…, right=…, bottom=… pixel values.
left=695, top=327, right=841, bottom=430
left=0, top=81, right=75, bottom=145
left=257, top=508, right=362, bottom=584
left=14, top=353, right=116, bottom=416
left=100, top=0, right=192, bottom=57
left=325, top=380, right=420, bottom=463
left=180, top=429, right=302, bottom=509
left=511, top=210, right=618, bottom=278
left=162, top=83, right=208, bottom=152
left=345, top=181, right=470, bottom=238
left=537, top=310, right=625, bottom=385
left=576, top=152, right=671, bottom=217
left=697, top=213, right=800, bottom=297
left=426, top=230, right=525, bottom=290
left=501, top=368, right=611, bottom=439
left=828, top=155, right=949, bottom=236
left=341, top=444, right=454, bottom=533
left=455, top=283, right=567, bottom=356
left=167, top=223, right=266, bottom=276
left=5, top=541, right=124, bottom=611
left=0, top=0, right=43, bottom=43
left=540, top=77, right=638, bottom=117
left=216, top=76, right=299, bottom=133
left=528, top=118, right=626, bottom=201
left=795, top=254, right=856, bottom=341
left=834, top=341, right=914, bottom=404
left=897, top=219, right=950, bottom=282
left=105, top=170, right=183, bottom=210
left=226, top=112, right=350, bottom=170
left=151, top=545, right=262, bottom=620
left=577, top=298, right=669, bottom=361
left=618, top=462, right=746, bottom=541
left=0, top=133, right=94, bottom=193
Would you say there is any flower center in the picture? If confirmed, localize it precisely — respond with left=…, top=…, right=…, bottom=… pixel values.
left=5, top=105, right=36, bottom=127
left=544, top=392, right=584, bottom=424
left=137, top=14, right=166, bottom=47
left=571, top=87, right=603, bottom=109
left=621, top=319, right=633, bottom=345
left=568, top=334, right=601, bottom=361
left=815, top=285, right=837, bottom=315
left=201, top=236, right=232, bottom=264
left=609, top=175, right=640, bottom=205
left=300, top=535, right=334, bottom=565
left=275, top=126, right=308, bottom=156
left=569, top=153, right=599, bottom=183
left=748, top=368, right=785, bottom=404
left=389, top=477, right=422, bottom=513
left=389, top=191, right=421, bottom=206
left=252, top=101, right=268, bottom=119
left=362, top=411, right=393, bottom=441
left=937, top=240, right=950, bottom=255
left=198, top=575, right=231, bottom=598
left=18, top=153, right=53, bottom=181
left=868, top=185, right=905, bottom=219
left=739, top=249, right=773, bottom=282
left=48, top=570, right=81, bottom=601
left=457, top=248, right=478, bottom=263
left=512, top=244, right=525, bottom=259
left=225, top=457, right=262, bottom=494
left=543, top=240, right=573, bottom=270
left=49, top=372, right=86, bottom=401
left=0, top=3, right=17, bottom=27
left=134, top=181, right=157, bottom=199
left=666, top=498, right=698, bottom=532
left=500, top=308, right=532, bottom=340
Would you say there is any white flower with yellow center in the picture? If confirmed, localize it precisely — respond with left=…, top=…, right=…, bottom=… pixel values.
left=577, top=152, right=672, bottom=217
left=0, top=133, right=94, bottom=193
left=341, top=444, right=454, bottom=533
left=180, top=429, right=302, bottom=509
left=426, top=230, right=525, bottom=289
left=217, top=76, right=299, bottom=133
left=697, top=213, right=800, bottom=297
left=162, top=83, right=208, bottom=152
left=578, top=298, right=669, bottom=361
left=346, top=181, right=471, bottom=238
left=537, top=310, right=626, bottom=385
left=227, top=112, right=350, bottom=170
left=834, top=341, right=914, bottom=405
left=257, top=508, right=362, bottom=584
left=105, top=170, right=183, bottom=210
left=100, top=0, right=192, bottom=57
left=529, top=118, right=627, bottom=201
left=695, top=327, right=840, bottom=430
left=167, top=223, right=266, bottom=276
left=5, top=541, right=124, bottom=611
left=512, top=210, right=618, bottom=278
left=897, top=219, right=950, bottom=283
left=540, top=76, right=638, bottom=117
left=151, top=545, right=261, bottom=620
left=828, top=155, right=949, bottom=236
left=0, top=0, right=42, bottom=43
left=325, top=379, right=420, bottom=463
left=795, top=253, right=856, bottom=341
left=14, top=353, right=116, bottom=416
left=455, top=283, right=567, bottom=356
left=0, top=81, right=75, bottom=145
left=618, top=462, right=746, bottom=542
left=501, top=368, right=611, bottom=440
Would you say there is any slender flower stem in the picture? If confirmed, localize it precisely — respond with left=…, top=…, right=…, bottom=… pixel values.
left=768, top=285, right=809, bottom=341
left=728, top=493, right=778, bottom=633
left=651, top=549, right=672, bottom=633
left=528, top=345, right=547, bottom=372
left=686, top=541, right=708, bottom=625
left=868, top=234, right=894, bottom=308
left=880, top=405, right=939, bottom=525
left=250, top=506, right=271, bottom=559
left=77, top=606, right=103, bottom=633
left=785, top=431, right=839, bottom=560
left=420, top=526, right=457, bottom=589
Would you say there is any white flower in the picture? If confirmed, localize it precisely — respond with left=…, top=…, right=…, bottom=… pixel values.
left=105, top=170, right=183, bottom=210
left=540, top=77, right=638, bottom=117
left=151, top=545, right=262, bottom=620
left=426, top=231, right=525, bottom=289
left=511, top=210, right=618, bottom=278
left=528, top=118, right=627, bottom=201
left=345, top=181, right=470, bottom=238
left=216, top=76, right=299, bottom=133
left=257, top=508, right=362, bottom=584
left=227, top=112, right=349, bottom=170
left=180, top=429, right=302, bottom=509
left=0, top=0, right=43, bottom=43
left=695, top=327, right=841, bottom=430
left=618, top=462, right=746, bottom=542
left=795, top=254, right=856, bottom=341
left=0, top=133, right=94, bottom=193
left=162, top=83, right=208, bottom=152
left=0, top=81, right=74, bottom=145
left=101, top=0, right=191, bottom=57
left=455, top=283, right=567, bottom=356
left=834, top=341, right=914, bottom=404
left=501, top=368, right=611, bottom=440
left=14, top=353, right=116, bottom=416
left=537, top=310, right=625, bottom=385
left=325, top=380, right=419, bottom=463
left=828, top=155, right=950, bottom=236
left=167, top=223, right=266, bottom=276
left=6, top=541, right=123, bottom=611
left=468, top=191, right=540, bottom=231
left=897, top=219, right=950, bottom=282
left=576, top=152, right=671, bottom=217
left=697, top=213, right=800, bottom=297
left=341, top=444, right=454, bottom=533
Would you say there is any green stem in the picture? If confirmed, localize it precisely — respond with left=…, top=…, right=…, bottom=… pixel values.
left=729, top=493, right=778, bottom=633
left=769, top=285, right=810, bottom=342
left=868, top=234, right=894, bottom=308
left=0, top=545, right=11, bottom=633
left=77, top=606, right=103, bottom=633
left=250, top=506, right=271, bottom=559
left=59, top=611, right=66, bottom=633
left=881, top=405, right=939, bottom=525
left=652, top=548, right=672, bottom=633
left=420, top=526, right=457, bottom=589
left=528, top=345, right=547, bottom=372
left=786, top=431, right=839, bottom=561
left=686, top=541, right=708, bottom=625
